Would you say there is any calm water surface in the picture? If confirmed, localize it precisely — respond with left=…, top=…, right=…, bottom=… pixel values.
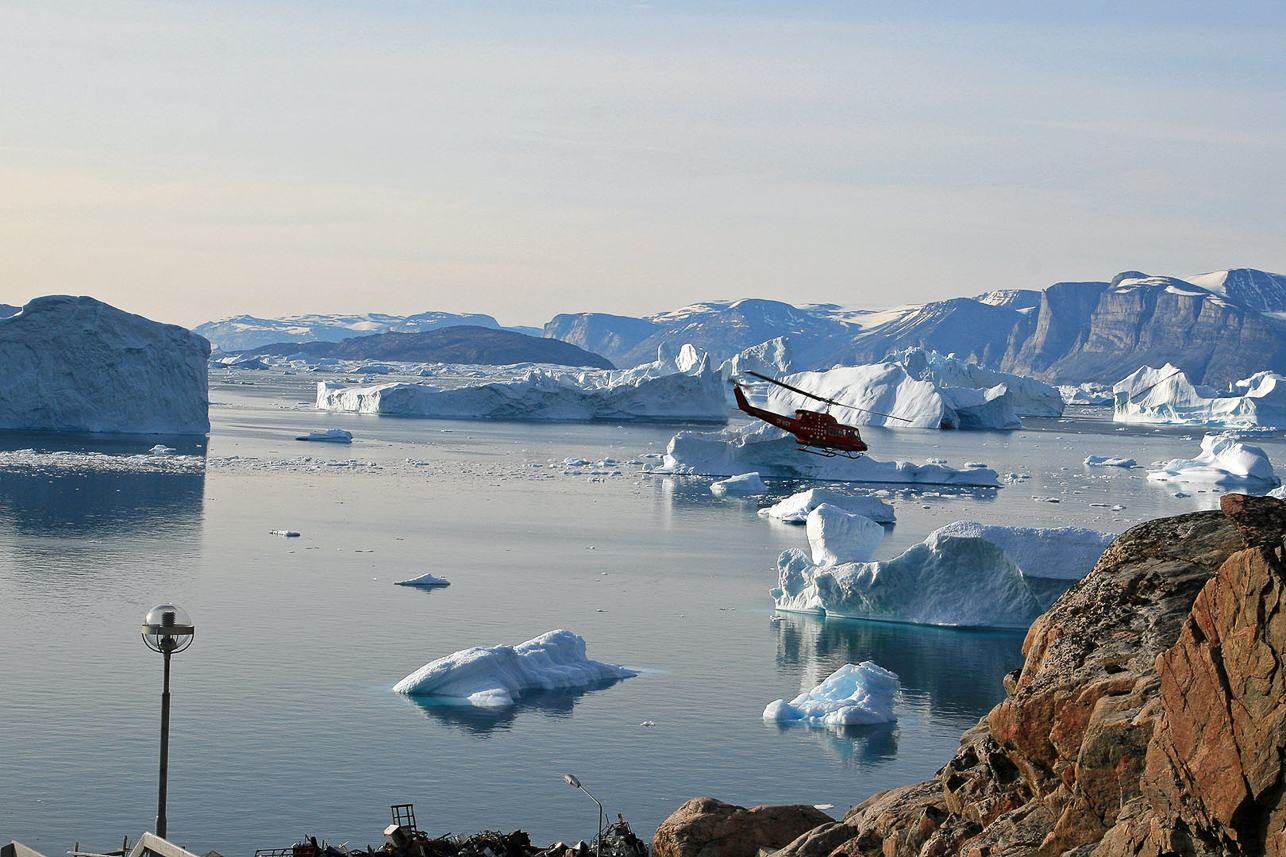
left=2, top=373, right=1279, bottom=854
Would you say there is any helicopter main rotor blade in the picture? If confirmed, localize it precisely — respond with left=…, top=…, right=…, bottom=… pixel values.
left=743, top=370, right=915, bottom=423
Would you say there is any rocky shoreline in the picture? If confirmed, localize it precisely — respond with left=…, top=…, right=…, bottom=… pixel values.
left=653, top=494, right=1286, bottom=857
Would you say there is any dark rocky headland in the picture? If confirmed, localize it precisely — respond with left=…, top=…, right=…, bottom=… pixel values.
left=654, top=494, right=1286, bottom=857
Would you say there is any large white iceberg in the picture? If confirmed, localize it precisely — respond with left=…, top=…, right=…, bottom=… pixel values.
left=763, top=661, right=900, bottom=727
left=663, top=422, right=1001, bottom=486
left=0, top=296, right=210, bottom=434
left=806, top=504, right=885, bottom=565
left=317, top=346, right=727, bottom=422
left=710, top=472, right=768, bottom=496
left=392, top=630, right=637, bottom=707
left=1147, top=432, right=1280, bottom=487
left=759, top=488, right=896, bottom=524
left=892, top=348, right=1065, bottom=417
left=1113, top=364, right=1286, bottom=428
left=771, top=521, right=1114, bottom=628
left=759, top=363, right=1019, bottom=430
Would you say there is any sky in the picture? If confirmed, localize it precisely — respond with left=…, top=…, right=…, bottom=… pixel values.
left=3, top=1, right=1286, bottom=330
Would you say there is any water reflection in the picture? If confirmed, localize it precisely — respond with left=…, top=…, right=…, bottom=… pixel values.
left=764, top=719, right=899, bottom=769
left=400, top=678, right=627, bottom=735
left=0, top=468, right=205, bottom=538
left=771, top=613, right=1023, bottom=723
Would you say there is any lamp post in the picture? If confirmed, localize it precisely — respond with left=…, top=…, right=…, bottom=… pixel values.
left=563, top=774, right=603, bottom=857
left=141, top=604, right=195, bottom=839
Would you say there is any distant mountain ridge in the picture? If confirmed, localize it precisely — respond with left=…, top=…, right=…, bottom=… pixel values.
left=247, top=325, right=614, bottom=369
left=197, top=267, right=1286, bottom=386
left=196, top=311, right=541, bottom=352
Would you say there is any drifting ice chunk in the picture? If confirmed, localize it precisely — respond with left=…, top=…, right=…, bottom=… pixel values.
left=296, top=428, right=353, bottom=443
left=806, top=504, right=885, bottom=565
left=930, top=521, right=1114, bottom=581
left=759, top=488, right=896, bottom=524
left=1113, top=364, right=1286, bottom=428
left=1060, top=383, right=1114, bottom=406
left=664, top=423, right=1000, bottom=486
left=763, top=661, right=899, bottom=727
left=1147, top=432, right=1280, bottom=487
left=395, top=573, right=451, bottom=587
left=317, top=350, right=726, bottom=422
left=392, top=630, right=637, bottom=707
left=1084, top=455, right=1136, bottom=468
left=710, top=472, right=768, bottom=496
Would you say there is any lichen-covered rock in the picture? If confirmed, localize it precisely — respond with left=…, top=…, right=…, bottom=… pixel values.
left=0, top=295, right=209, bottom=434
left=674, top=496, right=1286, bottom=857
left=651, top=798, right=834, bottom=857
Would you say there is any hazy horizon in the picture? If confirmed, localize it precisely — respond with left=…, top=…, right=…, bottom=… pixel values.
left=4, top=1, right=1285, bottom=330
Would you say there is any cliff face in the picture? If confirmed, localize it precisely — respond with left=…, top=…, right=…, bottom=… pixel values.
left=655, top=495, right=1286, bottom=857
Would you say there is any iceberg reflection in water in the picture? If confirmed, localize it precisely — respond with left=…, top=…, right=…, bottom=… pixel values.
left=399, top=678, right=631, bottom=735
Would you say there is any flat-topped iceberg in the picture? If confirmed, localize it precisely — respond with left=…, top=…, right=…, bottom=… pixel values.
left=771, top=521, right=1114, bottom=628
left=392, top=630, right=636, bottom=707
left=317, top=346, right=727, bottom=422
left=759, top=488, right=896, bottom=524
left=1113, top=364, right=1286, bottom=428
left=806, top=504, right=885, bottom=565
left=1147, top=432, right=1280, bottom=487
left=891, top=347, right=1064, bottom=417
left=0, top=296, right=210, bottom=434
left=297, top=428, right=353, bottom=443
left=763, top=661, right=900, bottom=727
left=663, top=423, right=1000, bottom=486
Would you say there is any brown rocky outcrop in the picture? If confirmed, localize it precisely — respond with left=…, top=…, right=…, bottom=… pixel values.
left=656, top=495, right=1286, bottom=857
left=651, top=798, right=835, bottom=857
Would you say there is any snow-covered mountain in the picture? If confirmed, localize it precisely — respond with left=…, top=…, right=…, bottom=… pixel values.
left=195, top=311, right=541, bottom=352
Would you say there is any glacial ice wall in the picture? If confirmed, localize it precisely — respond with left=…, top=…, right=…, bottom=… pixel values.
left=0, top=296, right=210, bottom=435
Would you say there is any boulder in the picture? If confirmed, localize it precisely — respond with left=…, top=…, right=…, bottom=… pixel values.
left=651, top=798, right=834, bottom=857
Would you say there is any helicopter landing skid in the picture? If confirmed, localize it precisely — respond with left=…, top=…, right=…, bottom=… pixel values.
left=797, top=445, right=866, bottom=460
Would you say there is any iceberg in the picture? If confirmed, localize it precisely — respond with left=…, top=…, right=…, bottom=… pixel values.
left=394, top=572, right=451, bottom=587
left=663, top=423, right=1001, bottom=486
left=719, top=336, right=794, bottom=382
left=1146, top=432, right=1280, bottom=487
left=317, top=346, right=727, bottom=422
left=771, top=521, right=1113, bottom=628
left=806, top=504, right=884, bottom=565
left=763, top=661, right=900, bottom=727
left=0, top=295, right=210, bottom=434
left=891, top=347, right=1064, bottom=417
left=1113, top=364, right=1286, bottom=428
left=1059, top=383, right=1114, bottom=406
left=296, top=429, right=353, bottom=443
left=759, top=488, right=896, bottom=524
left=710, top=472, right=768, bottom=496
left=1084, top=455, right=1136, bottom=468
left=392, top=630, right=637, bottom=707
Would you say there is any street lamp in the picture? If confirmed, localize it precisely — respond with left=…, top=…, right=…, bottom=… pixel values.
left=563, top=774, right=603, bottom=857
left=141, top=604, right=195, bottom=839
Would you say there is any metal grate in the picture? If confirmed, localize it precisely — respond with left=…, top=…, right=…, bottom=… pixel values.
left=391, top=803, right=418, bottom=832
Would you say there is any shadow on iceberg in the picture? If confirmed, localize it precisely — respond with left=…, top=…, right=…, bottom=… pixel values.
left=399, top=677, right=629, bottom=735
left=763, top=718, right=899, bottom=769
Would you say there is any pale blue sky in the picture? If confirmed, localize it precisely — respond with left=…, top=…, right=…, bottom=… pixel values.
left=3, top=1, right=1284, bottom=328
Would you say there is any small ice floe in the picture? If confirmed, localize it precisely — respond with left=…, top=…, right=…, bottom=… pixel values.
left=149, top=444, right=177, bottom=455
left=270, top=530, right=301, bottom=538
left=1146, top=432, right=1280, bottom=488
left=1084, top=455, right=1136, bottom=468
left=394, top=573, right=451, bottom=588
left=296, top=429, right=353, bottom=443
left=763, top=661, right=899, bottom=727
left=710, top=472, right=768, bottom=497
left=759, top=488, right=895, bottom=524
left=392, top=629, right=636, bottom=707
left=640, top=720, right=656, bottom=728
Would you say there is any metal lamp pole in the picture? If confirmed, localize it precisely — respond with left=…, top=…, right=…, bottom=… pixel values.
left=142, top=604, right=195, bottom=839
left=563, top=774, right=604, bottom=857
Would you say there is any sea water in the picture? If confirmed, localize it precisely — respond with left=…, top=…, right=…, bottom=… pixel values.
left=1, top=371, right=1280, bottom=855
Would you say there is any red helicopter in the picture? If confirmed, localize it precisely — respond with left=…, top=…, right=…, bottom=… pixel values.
left=731, top=370, right=908, bottom=458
